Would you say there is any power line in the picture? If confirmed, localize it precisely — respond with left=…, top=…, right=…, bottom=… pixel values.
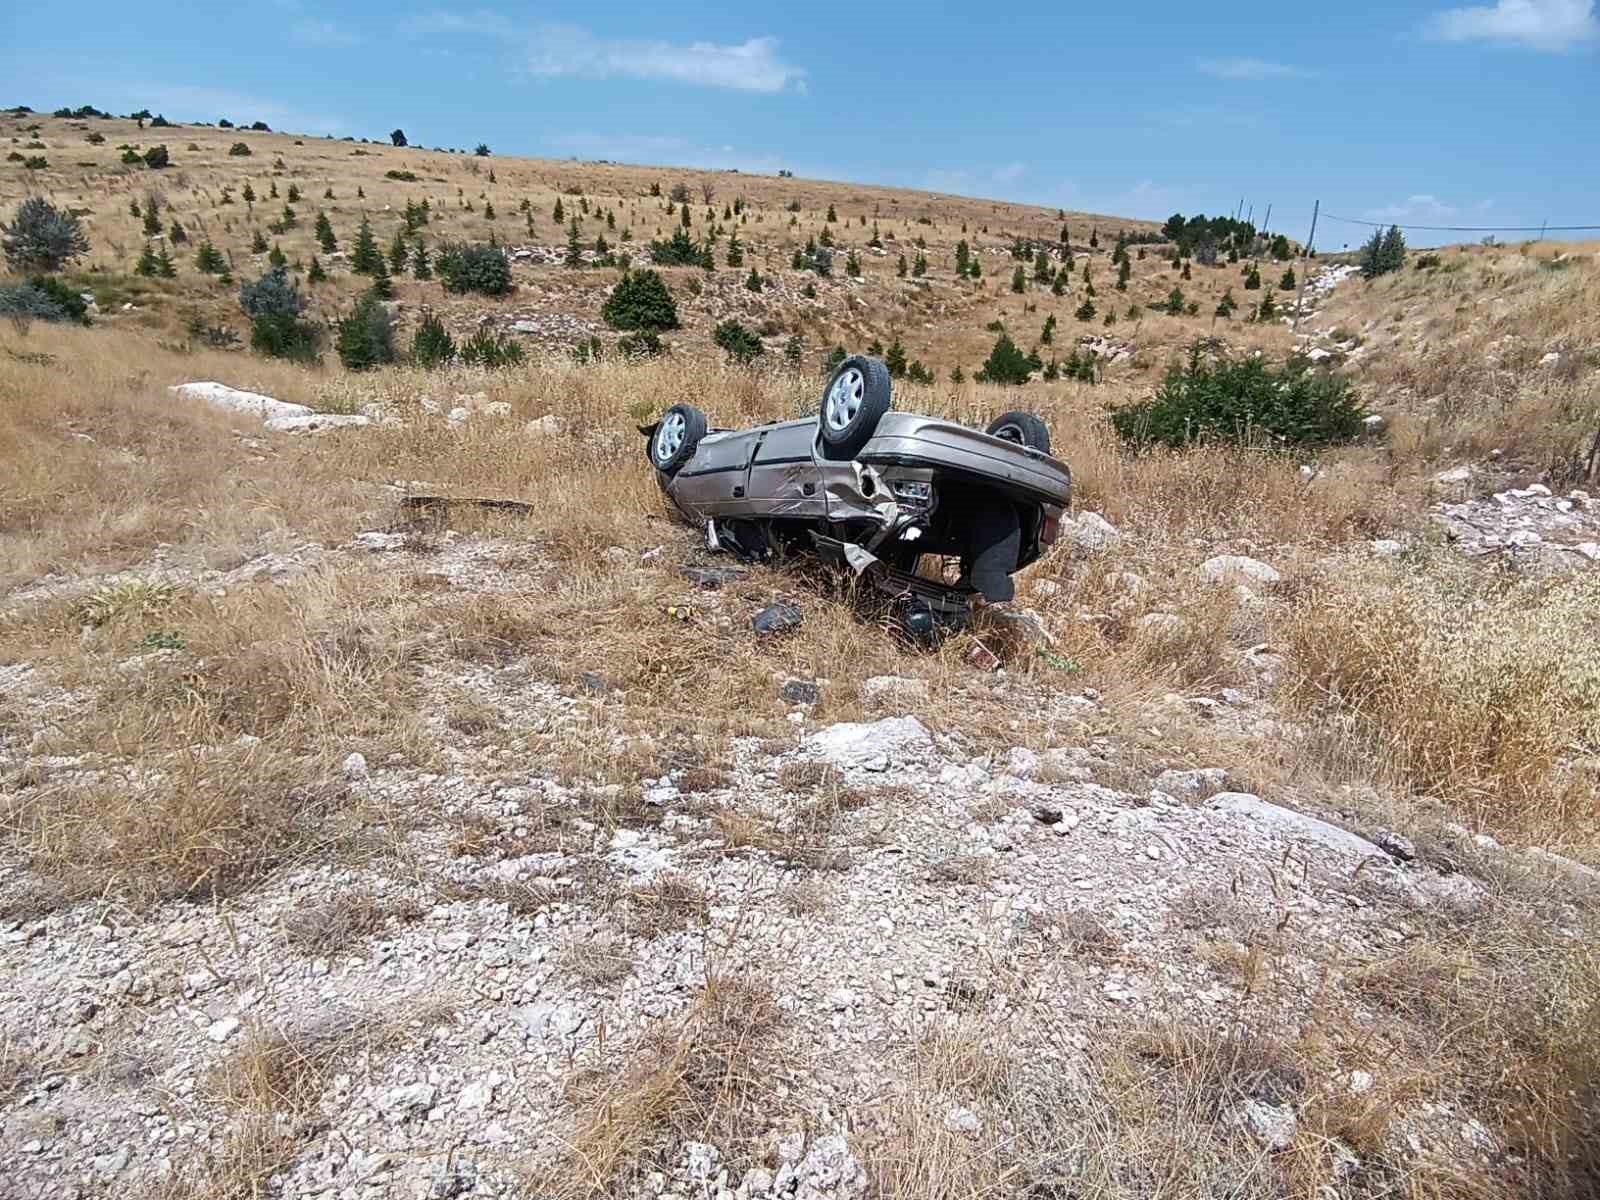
left=1321, top=212, right=1600, bottom=233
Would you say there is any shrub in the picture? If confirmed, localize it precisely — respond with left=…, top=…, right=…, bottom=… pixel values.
left=649, top=226, right=701, bottom=266
left=315, top=210, right=336, bottom=252
left=474, top=143, right=490, bottom=157
left=2, top=197, right=90, bottom=272
left=385, top=169, right=418, bottom=182
left=250, top=312, right=319, bottom=362
left=1279, top=267, right=1296, bottom=290
left=120, top=148, right=141, bottom=164
left=0, top=276, right=90, bottom=326
left=307, top=256, right=326, bottom=284
left=1011, top=265, right=1025, bottom=293
left=1109, top=345, right=1367, bottom=449
left=975, top=333, right=1031, bottom=385
left=411, top=313, right=456, bottom=366
left=435, top=242, right=511, bottom=295
left=335, top=291, right=396, bottom=371
left=713, top=319, right=763, bottom=364
left=458, top=328, right=524, bottom=367
left=1074, top=298, right=1096, bottom=321
left=601, top=269, right=679, bottom=331
left=228, top=142, right=251, bottom=156
left=239, top=265, right=306, bottom=318
left=391, top=129, right=407, bottom=147
left=86, top=131, right=106, bottom=145
left=143, top=144, right=170, bottom=169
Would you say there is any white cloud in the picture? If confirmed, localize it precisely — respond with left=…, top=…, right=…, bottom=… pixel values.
left=1196, top=57, right=1315, bottom=79
left=1424, top=0, right=1598, bottom=50
left=1364, top=195, right=1460, bottom=222
left=405, top=13, right=806, bottom=91
left=291, top=18, right=359, bottom=47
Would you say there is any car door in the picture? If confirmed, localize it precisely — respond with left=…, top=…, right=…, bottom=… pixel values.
left=744, top=419, right=826, bottom=519
left=668, top=427, right=761, bottom=517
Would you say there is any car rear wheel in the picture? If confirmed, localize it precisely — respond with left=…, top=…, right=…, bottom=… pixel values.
left=649, top=403, right=707, bottom=474
left=819, top=355, right=892, bottom=458
left=986, top=410, right=1051, bottom=454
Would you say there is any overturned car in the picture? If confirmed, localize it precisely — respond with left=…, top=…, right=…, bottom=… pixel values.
left=642, top=355, right=1072, bottom=636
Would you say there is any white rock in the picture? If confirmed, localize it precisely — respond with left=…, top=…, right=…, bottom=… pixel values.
left=263, top=412, right=369, bottom=433
left=206, top=1016, right=241, bottom=1043
left=1137, top=612, right=1191, bottom=639
left=944, top=1105, right=981, bottom=1134
left=1433, top=465, right=1473, bottom=485
left=447, top=406, right=470, bottom=424
left=1070, top=511, right=1120, bottom=552
left=861, top=675, right=930, bottom=707
left=683, top=1142, right=720, bottom=1181
left=1153, top=767, right=1227, bottom=797
left=1347, top=1070, right=1375, bottom=1094
left=342, top=752, right=369, bottom=781
left=1362, top=413, right=1386, bottom=432
left=807, top=717, right=932, bottom=772
left=1230, top=1098, right=1297, bottom=1150
left=1370, top=539, right=1405, bottom=556
left=171, top=381, right=309, bottom=422
left=380, top=1083, right=437, bottom=1120
left=1004, top=747, right=1039, bottom=779
left=1209, top=793, right=1382, bottom=860
left=1197, top=555, right=1281, bottom=585
left=524, top=415, right=564, bottom=437
left=352, top=532, right=405, bottom=553
left=458, top=1076, right=498, bottom=1111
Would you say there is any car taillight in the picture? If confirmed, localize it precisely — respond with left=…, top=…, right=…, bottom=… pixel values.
left=1041, top=512, right=1061, bottom=544
left=892, top=480, right=932, bottom=504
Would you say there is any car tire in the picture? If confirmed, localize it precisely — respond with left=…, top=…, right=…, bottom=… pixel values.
left=986, top=410, right=1051, bottom=454
left=649, top=403, right=707, bottom=474
left=819, top=355, right=892, bottom=458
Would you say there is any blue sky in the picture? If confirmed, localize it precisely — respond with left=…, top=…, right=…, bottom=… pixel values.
left=4, top=0, right=1596, bottom=247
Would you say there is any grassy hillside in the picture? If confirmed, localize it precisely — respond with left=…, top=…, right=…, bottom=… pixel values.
left=2, top=104, right=1599, bottom=1200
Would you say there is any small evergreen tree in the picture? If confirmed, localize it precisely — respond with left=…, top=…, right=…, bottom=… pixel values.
left=1116, top=258, right=1130, bottom=290
left=2, top=196, right=90, bottom=272
left=1040, top=314, right=1056, bottom=345
left=1164, top=286, right=1186, bottom=316
left=896, top=254, right=908, bottom=278
left=713, top=319, right=763, bottom=364
left=1011, top=265, right=1026, bottom=293
left=308, top=255, right=327, bottom=283
left=602, top=269, right=679, bottom=331
left=242, top=182, right=255, bottom=208
left=388, top=229, right=409, bottom=274
left=826, top=204, right=838, bottom=222
left=1243, top=266, right=1261, bottom=290
left=287, top=183, right=301, bottom=204
left=950, top=365, right=964, bottom=385
left=744, top=268, right=763, bottom=292
left=726, top=233, right=743, bottom=267
left=350, top=216, right=383, bottom=275
left=484, top=200, right=495, bottom=220
left=975, top=333, right=1031, bottom=385
left=913, top=252, right=927, bottom=277
left=316, top=210, right=336, bottom=253
left=268, top=243, right=287, bottom=269
left=1280, top=267, right=1296, bottom=290
left=1215, top=289, right=1237, bottom=318
left=784, top=334, right=803, bottom=366
left=411, top=312, right=456, bottom=366
left=846, top=250, right=862, bottom=278
left=142, top=203, right=161, bottom=236
left=336, top=291, right=396, bottom=371
left=553, top=198, right=564, bottom=223
left=1075, top=298, right=1096, bottom=321
left=135, top=244, right=160, bottom=276
left=955, top=240, right=970, bottom=275
left=565, top=218, right=585, bottom=267
left=194, top=240, right=226, bottom=275
left=884, top=337, right=908, bottom=378
left=412, top=241, right=432, bottom=279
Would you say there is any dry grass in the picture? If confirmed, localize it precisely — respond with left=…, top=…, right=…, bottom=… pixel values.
left=624, top=872, right=711, bottom=938
left=281, top=889, right=420, bottom=956
left=1280, top=559, right=1600, bottom=844
left=532, top=973, right=782, bottom=1197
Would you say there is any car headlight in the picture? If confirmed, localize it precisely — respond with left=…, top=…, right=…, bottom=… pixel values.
left=892, top=480, right=932, bottom=503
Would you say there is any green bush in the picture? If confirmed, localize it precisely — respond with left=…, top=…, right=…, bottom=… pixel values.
left=239, top=265, right=305, bottom=318
left=2, top=196, right=90, bottom=272
left=1110, top=345, right=1367, bottom=449
left=1359, top=225, right=1406, bottom=279
left=601, top=269, right=679, bottom=331
left=143, top=144, right=170, bottom=169
left=336, top=292, right=395, bottom=371
left=251, top=312, right=320, bottom=362
left=385, top=169, right=418, bottom=182
left=411, top=313, right=456, bottom=366
left=975, top=333, right=1031, bottom=385
left=228, top=142, right=251, bottom=156
left=349, top=216, right=383, bottom=275
left=435, top=242, right=511, bottom=295
left=0, top=276, right=90, bottom=326
left=713, top=319, right=763, bottom=364
left=458, top=328, right=524, bottom=367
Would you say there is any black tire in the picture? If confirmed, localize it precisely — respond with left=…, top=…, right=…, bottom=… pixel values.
left=648, top=403, right=707, bottom=474
left=986, top=410, right=1051, bottom=454
left=819, top=355, right=892, bottom=458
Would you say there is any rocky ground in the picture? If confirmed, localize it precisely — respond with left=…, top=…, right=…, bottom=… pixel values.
left=3, top=508, right=1596, bottom=1199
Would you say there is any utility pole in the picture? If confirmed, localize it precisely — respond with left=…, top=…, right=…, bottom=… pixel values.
left=1291, top=200, right=1320, bottom=336
left=1261, top=203, right=1272, bottom=235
